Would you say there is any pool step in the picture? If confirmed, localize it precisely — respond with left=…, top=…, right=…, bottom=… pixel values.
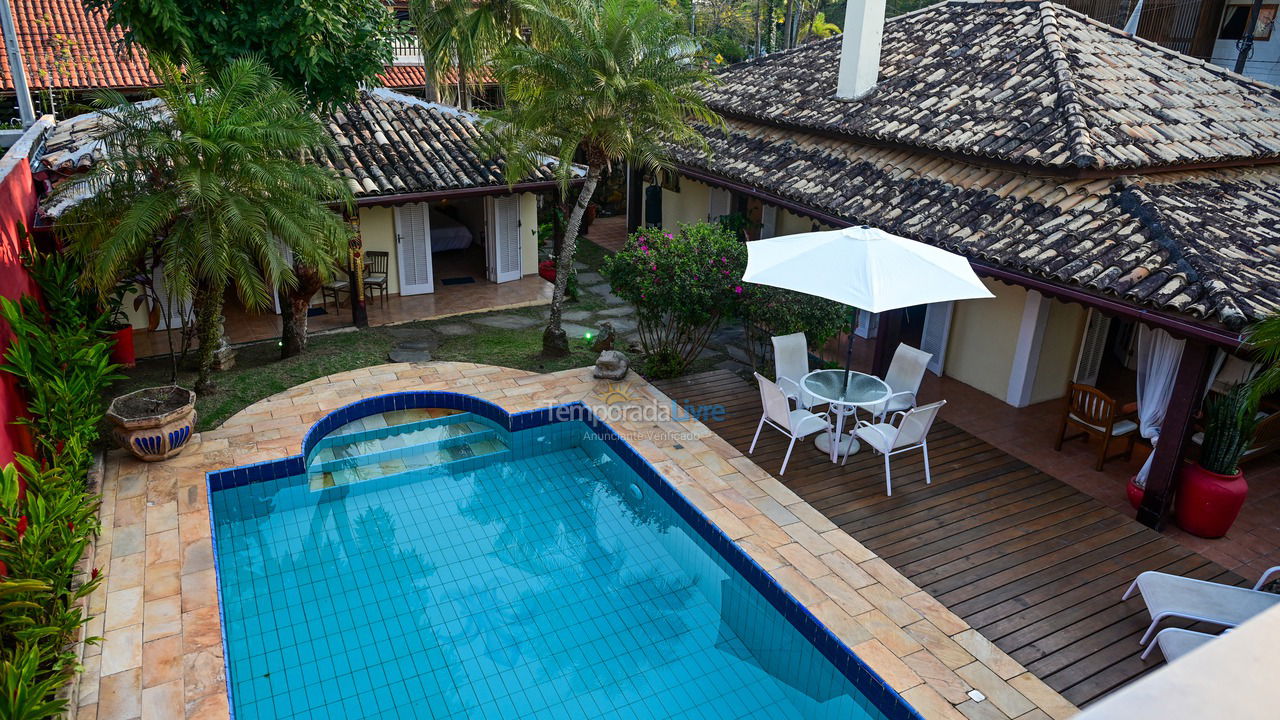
left=308, top=414, right=489, bottom=466
left=307, top=426, right=510, bottom=490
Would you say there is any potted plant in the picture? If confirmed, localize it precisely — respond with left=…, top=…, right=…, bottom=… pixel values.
left=1174, top=383, right=1259, bottom=538
left=107, top=386, right=197, bottom=461
left=104, top=281, right=139, bottom=368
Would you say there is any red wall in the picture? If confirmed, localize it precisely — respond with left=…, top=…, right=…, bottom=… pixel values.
left=0, top=141, right=40, bottom=466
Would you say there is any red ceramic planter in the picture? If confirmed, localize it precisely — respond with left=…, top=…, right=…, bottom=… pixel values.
left=110, top=325, right=136, bottom=368
left=1175, top=464, right=1248, bottom=538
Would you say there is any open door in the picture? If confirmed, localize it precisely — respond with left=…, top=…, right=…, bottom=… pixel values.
left=485, top=195, right=522, bottom=283
left=395, top=202, right=434, bottom=295
left=920, top=302, right=954, bottom=376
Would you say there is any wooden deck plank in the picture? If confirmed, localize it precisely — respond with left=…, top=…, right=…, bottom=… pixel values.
left=653, top=369, right=1247, bottom=707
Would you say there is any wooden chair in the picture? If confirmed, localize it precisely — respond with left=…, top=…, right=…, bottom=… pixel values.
left=1055, top=383, right=1138, bottom=471
left=320, top=279, right=349, bottom=311
left=364, top=251, right=389, bottom=307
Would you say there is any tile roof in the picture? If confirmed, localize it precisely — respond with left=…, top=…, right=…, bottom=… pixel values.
left=37, top=89, right=568, bottom=209
left=672, top=118, right=1280, bottom=328
left=0, top=0, right=470, bottom=93
left=316, top=89, right=561, bottom=197
left=703, top=0, right=1280, bottom=171
left=0, top=0, right=155, bottom=91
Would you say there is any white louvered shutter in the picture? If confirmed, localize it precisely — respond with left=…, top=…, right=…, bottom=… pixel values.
left=708, top=187, right=730, bottom=221
left=855, top=311, right=878, bottom=339
left=152, top=263, right=192, bottom=330
left=920, top=302, right=954, bottom=376
left=395, top=203, right=434, bottom=295
left=491, top=195, right=521, bottom=283
left=760, top=205, right=778, bottom=239
left=1073, top=309, right=1111, bottom=385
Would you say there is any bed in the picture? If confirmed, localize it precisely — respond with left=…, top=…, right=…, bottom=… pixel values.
left=429, top=208, right=474, bottom=252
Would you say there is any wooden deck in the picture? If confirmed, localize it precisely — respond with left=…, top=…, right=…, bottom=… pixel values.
left=653, top=369, right=1244, bottom=707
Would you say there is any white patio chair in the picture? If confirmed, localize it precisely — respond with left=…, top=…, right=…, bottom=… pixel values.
left=866, top=343, right=932, bottom=421
left=749, top=372, right=831, bottom=475
left=1140, top=627, right=1217, bottom=662
left=771, top=332, right=818, bottom=410
left=843, top=400, right=946, bottom=496
left=1122, top=566, right=1280, bottom=645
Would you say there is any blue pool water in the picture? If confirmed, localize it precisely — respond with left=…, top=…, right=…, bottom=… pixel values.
left=210, top=409, right=894, bottom=720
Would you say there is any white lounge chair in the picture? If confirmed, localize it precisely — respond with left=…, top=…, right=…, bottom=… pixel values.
left=866, top=343, right=932, bottom=421
left=771, top=332, right=818, bottom=410
left=1140, top=627, right=1217, bottom=662
left=843, top=400, right=946, bottom=496
left=749, top=372, right=831, bottom=475
left=1123, top=566, right=1280, bottom=645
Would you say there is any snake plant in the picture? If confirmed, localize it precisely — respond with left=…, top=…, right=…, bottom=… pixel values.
left=1198, top=383, right=1260, bottom=476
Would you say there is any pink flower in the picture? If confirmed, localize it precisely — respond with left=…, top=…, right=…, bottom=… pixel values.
left=664, top=233, right=673, bottom=239
left=734, top=286, right=743, bottom=294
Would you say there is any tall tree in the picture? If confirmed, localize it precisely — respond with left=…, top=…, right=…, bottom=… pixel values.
left=54, top=57, right=353, bottom=390
left=83, top=0, right=400, bottom=108
left=409, top=0, right=532, bottom=108
left=483, top=0, right=720, bottom=357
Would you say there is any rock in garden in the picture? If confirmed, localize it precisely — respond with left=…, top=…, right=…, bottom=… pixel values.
left=594, top=350, right=629, bottom=380
left=591, top=322, right=617, bottom=352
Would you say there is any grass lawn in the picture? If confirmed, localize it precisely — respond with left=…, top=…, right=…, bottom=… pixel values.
left=108, top=307, right=600, bottom=432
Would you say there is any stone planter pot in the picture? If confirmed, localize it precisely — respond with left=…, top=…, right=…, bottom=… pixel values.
left=107, top=386, right=197, bottom=461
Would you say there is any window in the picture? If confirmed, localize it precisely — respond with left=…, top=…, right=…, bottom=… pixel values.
left=1220, top=3, right=1277, bottom=41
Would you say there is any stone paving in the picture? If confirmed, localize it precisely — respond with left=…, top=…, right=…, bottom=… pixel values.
left=82, top=361, right=1075, bottom=720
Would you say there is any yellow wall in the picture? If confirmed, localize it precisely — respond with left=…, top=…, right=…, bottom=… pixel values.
left=1030, top=299, right=1087, bottom=404
left=661, top=178, right=711, bottom=228
left=777, top=208, right=825, bottom=235
left=944, top=278, right=1025, bottom=400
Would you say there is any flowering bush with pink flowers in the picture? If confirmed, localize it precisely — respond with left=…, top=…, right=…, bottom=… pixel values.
left=603, top=223, right=747, bottom=377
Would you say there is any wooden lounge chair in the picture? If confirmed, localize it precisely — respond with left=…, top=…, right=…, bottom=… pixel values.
left=1122, top=566, right=1280, bottom=645
left=1054, top=383, right=1138, bottom=471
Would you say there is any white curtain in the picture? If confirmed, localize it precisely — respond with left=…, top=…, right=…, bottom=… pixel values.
left=1134, top=326, right=1185, bottom=487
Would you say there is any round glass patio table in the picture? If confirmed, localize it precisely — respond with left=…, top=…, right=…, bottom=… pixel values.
left=802, top=369, right=891, bottom=462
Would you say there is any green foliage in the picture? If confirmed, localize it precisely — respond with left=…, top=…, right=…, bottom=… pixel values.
left=0, top=252, right=122, bottom=478
left=410, top=0, right=533, bottom=107
left=0, top=459, right=103, bottom=720
left=1247, top=313, right=1280, bottom=405
left=481, top=0, right=721, bottom=355
left=83, top=0, right=400, bottom=108
left=603, top=222, right=746, bottom=377
left=1198, top=384, right=1261, bottom=476
left=797, top=10, right=839, bottom=41
left=54, top=56, right=353, bottom=390
left=741, top=284, right=849, bottom=370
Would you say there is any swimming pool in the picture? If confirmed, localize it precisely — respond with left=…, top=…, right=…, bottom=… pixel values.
left=208, top=394, right=920, bottom=720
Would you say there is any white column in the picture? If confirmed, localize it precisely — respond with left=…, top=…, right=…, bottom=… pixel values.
left=1006, top=290, right=1051, bottom=407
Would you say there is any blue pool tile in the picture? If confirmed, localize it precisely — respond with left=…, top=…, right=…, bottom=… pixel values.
left=209, top=393, right=919, bottom=720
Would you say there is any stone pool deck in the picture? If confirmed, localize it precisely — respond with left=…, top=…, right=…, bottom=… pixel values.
left=82, top=362, right=1077, bottom=720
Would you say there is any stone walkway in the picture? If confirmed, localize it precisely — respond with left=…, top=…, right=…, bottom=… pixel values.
left=81, top=362, right=1074, bottom=720
left=389, top=256, right=756, bottom=376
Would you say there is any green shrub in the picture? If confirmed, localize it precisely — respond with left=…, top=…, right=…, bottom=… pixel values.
left=0, top=251, right=121, bottom=477
left=0, top=250, right=114, bottom=718
left=603, top=223, right=746, bottom=378
left=741, top=285, right=851, bottom=372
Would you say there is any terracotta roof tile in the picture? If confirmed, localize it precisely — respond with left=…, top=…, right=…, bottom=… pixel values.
left=38, top=89, right=564, bottom=203
left=703, top=0, right=1280, bottom=171
left=0, top=0, right=474, bottom=93
left=673, top=118, right=1280, bottom=327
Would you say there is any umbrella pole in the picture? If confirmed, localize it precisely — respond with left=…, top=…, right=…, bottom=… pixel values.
left=842, top=308, right=857, bottom=401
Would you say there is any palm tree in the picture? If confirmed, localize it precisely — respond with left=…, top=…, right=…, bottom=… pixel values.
left=484, top=0, right=720, bottom=356
left=1248, top=314, right=1280, bottom=403
left=54, top=56, right=352, bottom=390
left=410, top=0, right=531, bottom=108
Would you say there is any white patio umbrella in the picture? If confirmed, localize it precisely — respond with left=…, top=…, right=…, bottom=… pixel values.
left=744, top=225, right=994, bottom=386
